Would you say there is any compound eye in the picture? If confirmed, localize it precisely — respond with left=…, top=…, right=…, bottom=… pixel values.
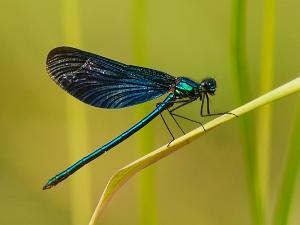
left=208, top=79, right=216, bottom=90
left=211, top=80, right=216, bottom=86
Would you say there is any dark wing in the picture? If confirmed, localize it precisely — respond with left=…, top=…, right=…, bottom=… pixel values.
left=46, top=47, right=176, bottom=108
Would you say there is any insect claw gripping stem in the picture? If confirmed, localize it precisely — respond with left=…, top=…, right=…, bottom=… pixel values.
left=167, top=140, right=174, bottom=147
left=201, top=111, right=238, bottom=118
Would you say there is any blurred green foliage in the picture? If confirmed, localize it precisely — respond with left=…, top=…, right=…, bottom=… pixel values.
left=0, top=0, right=300, bottom=225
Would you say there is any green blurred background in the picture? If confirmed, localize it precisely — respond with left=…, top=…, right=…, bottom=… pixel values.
left=1, top=0, right=300, bottom=225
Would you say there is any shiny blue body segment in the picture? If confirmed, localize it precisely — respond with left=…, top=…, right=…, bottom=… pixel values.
left=44, top=46, right=217, bottom=189
left=43, top=94, right=174, bottom=189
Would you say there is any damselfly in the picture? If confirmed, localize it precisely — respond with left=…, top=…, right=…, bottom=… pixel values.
left=43, top=47, right=224, bottom=190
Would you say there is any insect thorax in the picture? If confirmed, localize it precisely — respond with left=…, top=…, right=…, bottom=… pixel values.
left=173, top=77, right=200, bottom=98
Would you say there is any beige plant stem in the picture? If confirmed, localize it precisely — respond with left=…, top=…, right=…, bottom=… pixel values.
left=89, top=77, right=300, bottom=225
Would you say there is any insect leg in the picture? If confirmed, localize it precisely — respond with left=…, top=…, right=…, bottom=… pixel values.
left=169, top=110, right=206, bottom=132
left=159, top=111, right=175, bottom=146
left=167, top=109, right=185, bottom=135
left=200, top=94, right=238, bottom=117
left=169, top=99, right=206, bottom=131
left=169, top=98, right=196, bottom=112
left=156, top=100, right=194, bottom=145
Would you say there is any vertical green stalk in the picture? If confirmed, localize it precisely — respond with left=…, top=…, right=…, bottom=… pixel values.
left=62, top=1, right=92, bottom=224
left=257, top=0, right=276, bottom=220
left=231, top=0, right=264, bottom=224
left=132, top=1, right=157, bottom=225
left=273, top=101, right=300, bottom=225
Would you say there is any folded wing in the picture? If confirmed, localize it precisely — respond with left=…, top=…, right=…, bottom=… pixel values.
left=46, top=47, right=176, bottom=108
